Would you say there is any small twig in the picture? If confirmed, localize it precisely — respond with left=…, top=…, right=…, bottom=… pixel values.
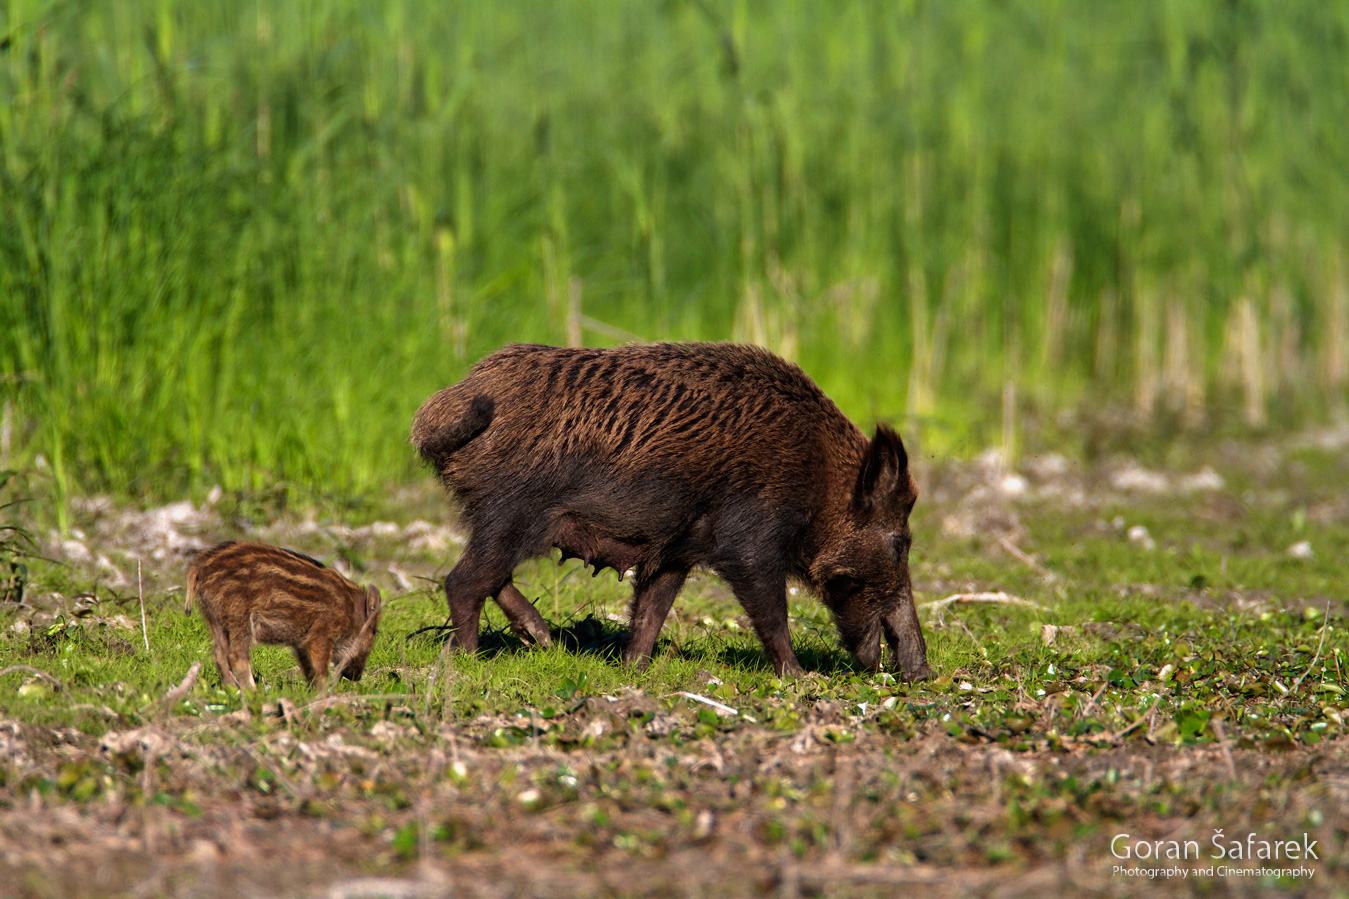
left=997, top=536, right=1060, bottom=582
left=298, top=693, right=414, bottom=714
left=405, top=622, right=454, bottom=642
left=0, top=665, right=64, bottom=691
left=1210, top=718, right=1239, bottom=781
left=922, top=592, right=1049, bottom=613
left=160, top=661, right=201, bottom=708
left=1290, top=598, right=1333, bottom=694
left=138, top=557, right=150, bottom=653
left=69, top=703, right=123, bottom=720
left=949, top=613, right=988, bottom=659
left=1078, top=681, right=1110, bottom=720
left=677, top=691, right=757, bottom=722
left=679, top=691, right=737, bottom=716
left=1108, top=696, right=1161, bottom=742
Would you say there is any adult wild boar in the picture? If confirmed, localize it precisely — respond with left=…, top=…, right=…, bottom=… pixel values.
left=410, top=342, right=930, bottom=680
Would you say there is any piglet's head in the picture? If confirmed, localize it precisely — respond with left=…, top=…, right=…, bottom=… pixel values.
left=337, top=586, right=384, bottom=682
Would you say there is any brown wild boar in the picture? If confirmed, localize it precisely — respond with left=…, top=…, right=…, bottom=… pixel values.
left=410, top=342, right=931, bottom=680
left=186, top=541, right=383, bottom=690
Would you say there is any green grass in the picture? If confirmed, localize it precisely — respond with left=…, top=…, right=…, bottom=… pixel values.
left=5, top=563, right=1342, bottom=752
left=3, top=439, right=1346, bottom=748
left=3, top=1, right=1349, bottom=525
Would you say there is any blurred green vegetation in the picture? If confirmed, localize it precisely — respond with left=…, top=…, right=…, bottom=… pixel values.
left=2, top=0, right=1347, bottom=516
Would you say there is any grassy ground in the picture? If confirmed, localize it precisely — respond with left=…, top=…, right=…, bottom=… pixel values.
left=1, top=430, right=1347, bottom=896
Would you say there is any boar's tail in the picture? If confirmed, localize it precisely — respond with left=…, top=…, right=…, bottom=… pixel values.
left=414, top=394, right=495, bottom=462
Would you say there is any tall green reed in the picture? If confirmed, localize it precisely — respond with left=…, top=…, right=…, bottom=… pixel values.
left=0, top=0, right=1346, bottom=521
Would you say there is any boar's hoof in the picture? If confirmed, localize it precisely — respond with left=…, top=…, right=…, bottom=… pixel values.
left=902, top=661, right=933, bottom=683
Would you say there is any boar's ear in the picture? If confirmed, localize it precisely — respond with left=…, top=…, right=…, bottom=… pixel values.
left=852, top=424, right=912, bottom=518
left=365, top=585, right=383, bottom=621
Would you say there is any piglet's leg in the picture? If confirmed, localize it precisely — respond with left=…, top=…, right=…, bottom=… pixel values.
left=208, top=627, right=234, bottom=690
left=622, top=567, right=688, bottom=670
left=304, top=632, right=333, bottom=689
left=494, top=582, right=552, bottom=647
left=293, top=646, right=318, bottom=687
left=226, top=632, right=258, bottom=691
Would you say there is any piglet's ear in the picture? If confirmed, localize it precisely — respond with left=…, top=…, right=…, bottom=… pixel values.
left=852, top=424, right=912, bottom=518
left=353, top=586, right=370, bottom=623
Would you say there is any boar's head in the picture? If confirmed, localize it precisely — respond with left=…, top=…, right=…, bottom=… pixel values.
left=811, top=425, right=931, bottom=681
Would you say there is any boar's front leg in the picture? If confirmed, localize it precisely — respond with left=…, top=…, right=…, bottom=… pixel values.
left=719, top=566, right=805, bottom=677
left=622, top=567, right=688, bottom=670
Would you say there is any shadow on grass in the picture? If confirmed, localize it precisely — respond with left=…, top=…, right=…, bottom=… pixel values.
left=701, top=642, right=861, bottom=677
left=405, top=614, right=627, bottom=663
left=406, top=616, right=864, bottom=676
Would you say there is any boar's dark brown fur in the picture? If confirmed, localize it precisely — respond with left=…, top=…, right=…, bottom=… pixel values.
left=410, top=342, right=930, bottom=679
left=186, top=541, right=383, bottom=690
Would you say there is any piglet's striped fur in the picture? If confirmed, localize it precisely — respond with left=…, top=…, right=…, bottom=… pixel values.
left=186, top=541, right=382, bottom=690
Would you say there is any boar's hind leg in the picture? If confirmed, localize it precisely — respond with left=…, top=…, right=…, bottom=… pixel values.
left=442, top=540, right=515, bottom=654
left=622, top=567, right=688, bottom=670
left=719, top=567, right=805, bottom=678
left=494, top=582, right=552, bottom=647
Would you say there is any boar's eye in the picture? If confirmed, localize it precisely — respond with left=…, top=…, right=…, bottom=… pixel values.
left=825, top=573, right=863, bottom=600
left=887, top=534, right=911, bottom=562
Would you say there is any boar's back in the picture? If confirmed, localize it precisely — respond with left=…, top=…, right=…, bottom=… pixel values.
left=412, top=342, right=867, bottom=545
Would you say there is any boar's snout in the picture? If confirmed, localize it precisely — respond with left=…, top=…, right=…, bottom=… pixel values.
left=819, top=539, right=929, bottom=679
left=883, top=600, right=932, bottom=682
left=834, top=595, right=930, bottom=680
left=822, top=575, right=890, bottom=673
left=851, top=624, right=884, bottom=672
